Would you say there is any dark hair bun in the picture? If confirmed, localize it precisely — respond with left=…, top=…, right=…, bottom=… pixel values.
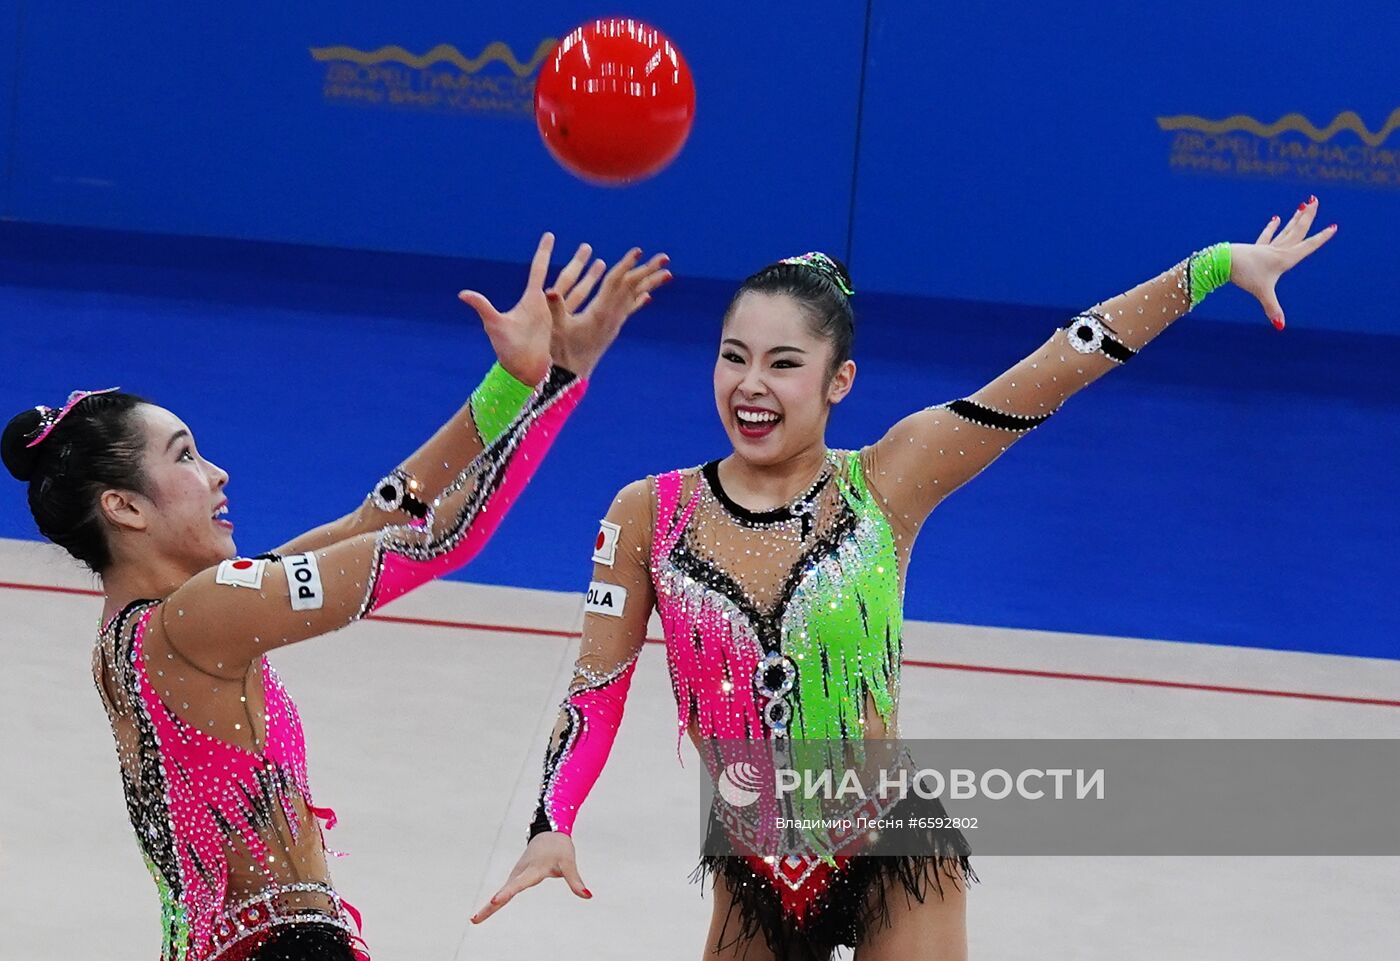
left=2, top=409, right=44, bottom=482
left=771, top=251, right=854, bottom=299
left=823, top=255, right=854, bottom=295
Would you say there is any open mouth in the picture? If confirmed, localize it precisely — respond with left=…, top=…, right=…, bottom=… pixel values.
left=734, top=406, right=781, bottom=439
left=212, top=503, right=234, bottom=531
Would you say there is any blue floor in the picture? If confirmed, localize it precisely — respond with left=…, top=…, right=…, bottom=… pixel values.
left=1, top=224, right=1395, bottom=660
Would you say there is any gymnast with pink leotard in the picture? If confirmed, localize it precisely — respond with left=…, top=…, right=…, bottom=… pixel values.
left=474, top=203, right=1335, bottom=960
left=1, top=235, right=669, bottom=961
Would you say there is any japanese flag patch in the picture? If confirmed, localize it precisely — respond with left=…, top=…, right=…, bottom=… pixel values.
left=592, top=520, right=622, bottom=567
left=585, top=581, right=628, bottom=618
left=215, top=558, right=267, bottom=590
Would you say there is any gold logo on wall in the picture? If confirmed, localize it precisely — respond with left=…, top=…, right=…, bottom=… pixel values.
left=311, top=40, right=555, bottom=116
left=1156, top=107, right=1400, bottom=190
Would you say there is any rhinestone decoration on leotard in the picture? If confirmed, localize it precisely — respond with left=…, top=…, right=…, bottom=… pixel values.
left=653, top=450, right=902, bottom=747
left=93, top=602, right=356, bottom=961
left=530, top=249, right=1228, bottom=957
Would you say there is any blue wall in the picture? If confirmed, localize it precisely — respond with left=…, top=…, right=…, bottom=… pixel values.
left=1, top=1, right=860, bottom=282
left=2, top=3, right=1396, bottom=333
left=0, top=4, right=17, bottom=193
left=852, top=1, right=1400, bottom=332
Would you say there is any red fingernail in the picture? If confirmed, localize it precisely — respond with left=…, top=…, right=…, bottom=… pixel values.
left=1271, top=316, right=1285, bottom=331
left=1271, top=215, right=1279, bottom=222
left=583, top=888, right=593, bottom=898
left=1297, top=202, right=1306, bottom=211
left=1309, top=195, right=1316, bottom=203
left=1329, top=223, right=1337, bottom=231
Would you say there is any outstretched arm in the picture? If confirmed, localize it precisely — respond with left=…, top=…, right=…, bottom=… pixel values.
left=275, top=236, right=670, bottom=555
left=158, top=238, right=669, bottom=671
left=160, top=366, right=588, bottom=668
left=472, top=479, right=657, bottom=922
left=271, top=362, right=538, bottom=556
left=865, top=200, right=1336, bottom=533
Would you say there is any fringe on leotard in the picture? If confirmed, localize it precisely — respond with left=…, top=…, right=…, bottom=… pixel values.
left=692, top=852, right=976, bottom=961
left=691, top=798, right=977, bottom=961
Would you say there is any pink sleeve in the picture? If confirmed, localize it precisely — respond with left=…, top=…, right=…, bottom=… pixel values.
left=359, top=366, right=586, bottom=615
left=526, top=477, right=655, bottom=839
left=530, top=655, right=640, bottom=837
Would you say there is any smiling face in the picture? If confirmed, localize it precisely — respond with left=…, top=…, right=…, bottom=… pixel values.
left=714, top=291, right=856, bottom=466
left=100, top=404, right=236, bottom=574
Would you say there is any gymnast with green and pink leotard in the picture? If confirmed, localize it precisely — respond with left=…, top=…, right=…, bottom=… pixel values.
left=476, top=200, right=1336, bottom=961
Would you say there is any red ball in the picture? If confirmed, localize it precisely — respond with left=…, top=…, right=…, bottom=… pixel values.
left=535, top=18, right=696, bottom=185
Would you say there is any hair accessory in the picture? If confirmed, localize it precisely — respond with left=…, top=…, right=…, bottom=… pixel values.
left=24, top=388, right=121, bottom=449
left=778, top=252, right=855, bottom=296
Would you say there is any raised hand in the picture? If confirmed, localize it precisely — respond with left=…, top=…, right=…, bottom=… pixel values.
left=546, top=246, right=671, bottom=378
left=1230, top=196, right=1338, bottom=330
left=457, top=232, right=561, bottom=385
left=470, top=832, right=590, bottom=925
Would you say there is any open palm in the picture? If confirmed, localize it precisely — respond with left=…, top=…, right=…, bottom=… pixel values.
left=1231, top=197, right=1337, bottom=330
left=457, top=232, right=563, bottom=385
left=546, top=245, right=671, bottom=378
left=458, top=233, right=670, bottom=382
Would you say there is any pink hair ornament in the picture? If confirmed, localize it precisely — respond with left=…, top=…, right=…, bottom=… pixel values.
left=25, top=387, right=121, bottom=449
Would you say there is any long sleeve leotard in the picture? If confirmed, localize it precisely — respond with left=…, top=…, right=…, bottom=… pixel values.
left=93, top=364, right=585, bottom=960
left=530, top=255, right=1206, bottom=834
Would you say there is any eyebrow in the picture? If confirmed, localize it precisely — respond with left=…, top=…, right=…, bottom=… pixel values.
left=721, top=338, right=808, bottom=356
left=165, top=429, right=190, bottom=453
